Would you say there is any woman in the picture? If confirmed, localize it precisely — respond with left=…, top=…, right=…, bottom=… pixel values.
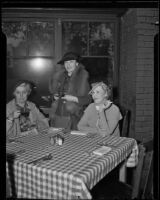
left=77, top=82, right=122, bottom=136
left=6, top=80, right=49, bottom=138
left=49, top=52, right=91, bottom=130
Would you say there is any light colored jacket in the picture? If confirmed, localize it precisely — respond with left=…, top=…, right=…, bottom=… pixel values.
left=6, top=99, right=49, bottom=138
left=78, top=103, right=122, bottom=136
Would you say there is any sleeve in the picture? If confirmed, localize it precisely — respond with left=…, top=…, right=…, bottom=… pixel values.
left=97, top=104, right=122, bottom=136
left=77, top=104, right=98, bottom=133
left=6, top=102, right=15, bottom=137
left=31, top=103, right=49, bottom=132
left=76, top=71, right=92, bottom=106
left=49, top=71, right=55, bottom=94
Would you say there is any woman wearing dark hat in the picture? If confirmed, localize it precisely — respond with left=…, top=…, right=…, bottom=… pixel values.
left=49, top=52, right=91, bottom=130
left=6, top=80, right=49, bottom=138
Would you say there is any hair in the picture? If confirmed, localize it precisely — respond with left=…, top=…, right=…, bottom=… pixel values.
left=13, top=80, right=32, bottom=97
left=89, top=81, right=112, bottom=99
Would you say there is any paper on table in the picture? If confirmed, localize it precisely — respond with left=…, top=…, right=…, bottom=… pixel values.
left=70, top=130, right=88, bottom=136
left=48, top=127, right=64, bottom=134
left=93, top=146, right=111, bottom=156
left=21, top=128, right=38, bottom=136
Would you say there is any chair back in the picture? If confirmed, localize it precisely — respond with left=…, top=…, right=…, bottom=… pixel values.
left=120, top=109, right=131, bottom=137
left=6, top=176, right=11, bottom=198
left=141, top=140, right=153, bottom=199
left=131, top=143, right=146, bottom=199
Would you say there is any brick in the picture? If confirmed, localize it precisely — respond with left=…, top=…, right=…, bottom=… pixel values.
left=136, top=104, right=146, bottom=110
left=143, top=65, right=154, bottom=70
left=136, top=116, right=145, bottom=121
left=137, top=53, right=153, bottom=59
left=137, top=16, right=146, bottom=22
left=136, top=94, right=153, bottom=99
left=143, top=116, right=153, bottom=120
left=136, top=99, right=144, bottom=104
left=137, top=30, right=156, bottom=36
left=136, top=110, right=144, bottom=115
left=138, top=35, right=153, bottom=42
left=136, top=81, right=153, bottom=87
left=144, top=99, right=153, bottom=104
left=135, top=24, right=155, bottom=29
left=144, top=41, right=154, bottom=47
left=137, top=9, right=156, bottom=16
left=136, top=71, right=153, bottom=77
left=145, top=16, right=159, bottom=23
left=144, top=88, right=154, bottom=93
left=136, top=87, right=144, bottom=93
left=136, top=123, right=153, bottom=129
left=137, top=59, right=153, bottom=65
left=136, top=76, right=153, bottom=82
left=136, top=127, right=152, bottom=132
left=144, top=110, right=153, bottom=115
left=137, top=48, right=153, bottom=53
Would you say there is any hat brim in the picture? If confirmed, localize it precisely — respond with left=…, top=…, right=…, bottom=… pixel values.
left=57, top=58, right=79, bottom=64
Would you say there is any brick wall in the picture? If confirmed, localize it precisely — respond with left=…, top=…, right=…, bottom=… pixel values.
left=119, top=8, right=159, bottom=142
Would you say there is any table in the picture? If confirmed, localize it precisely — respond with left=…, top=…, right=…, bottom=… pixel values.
left=6, top=130, right=138, bottom=199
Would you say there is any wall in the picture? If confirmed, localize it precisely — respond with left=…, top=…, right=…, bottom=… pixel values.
left=119, top=8, right=159, bottom=142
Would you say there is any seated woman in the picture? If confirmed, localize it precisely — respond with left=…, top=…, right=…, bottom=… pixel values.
left=77, top=82, right=122, bottom=137
left=6, top=80, right=49, bottom=139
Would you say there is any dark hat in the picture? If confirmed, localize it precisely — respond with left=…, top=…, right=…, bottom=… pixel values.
left=13, top=80, right=36, bottom=95
left=57, top=52, right=81, bottom=64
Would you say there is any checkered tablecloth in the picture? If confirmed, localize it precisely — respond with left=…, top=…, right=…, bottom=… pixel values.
left=6, top=131, right=137, bottom=199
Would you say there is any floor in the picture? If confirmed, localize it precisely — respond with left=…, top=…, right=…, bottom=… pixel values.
left=91, top=167, right=133, bottom=200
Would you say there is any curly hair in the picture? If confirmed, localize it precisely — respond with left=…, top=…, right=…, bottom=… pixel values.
left=89, top=81, right=112, bottom=99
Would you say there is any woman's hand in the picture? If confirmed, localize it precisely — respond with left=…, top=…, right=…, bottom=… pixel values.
left=13, top=110, right=21, bottom=119
left=7, top=110, right=21, bottom=121
left=61, top=94, right=78, bottom=103
left=54, top=94, right=60, bottom=100
left=96, top=101, right=112, bottom=112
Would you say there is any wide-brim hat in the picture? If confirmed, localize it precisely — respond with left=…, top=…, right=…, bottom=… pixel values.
left=57, top=52, right=81, bottom=64
left=13, top=80, right=36, bottom=95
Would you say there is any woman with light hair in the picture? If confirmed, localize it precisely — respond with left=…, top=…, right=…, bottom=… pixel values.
left=6, top=80, right=49, bottom=139
left=77, top=82, right=122, bottom=137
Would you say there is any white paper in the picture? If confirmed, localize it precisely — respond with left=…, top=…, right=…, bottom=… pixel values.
left=48, top=127, right=64, bottom=134
left=93, top=146, right=111, bottom=156
left=70, top=130, right=87, bottom=136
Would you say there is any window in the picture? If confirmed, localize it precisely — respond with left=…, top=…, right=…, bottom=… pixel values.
left=62, top=21, right=115, bottom=85
left=3, top=21, right=55, bottom=104
left=3, top=12, right=118, bottom=105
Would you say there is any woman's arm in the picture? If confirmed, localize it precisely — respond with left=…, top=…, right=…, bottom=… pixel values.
left=77, top=104, right=98, bottom=134
left=31, top=103, right=49, bottom=131
left=6, top=105, right=20, bottom=138
left=96, top=105, right=122, bottom=136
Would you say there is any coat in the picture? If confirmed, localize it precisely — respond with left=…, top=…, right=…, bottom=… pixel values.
left=49, top=63, right=91, bottom=130
left=6, top=99, right=49, bottom=138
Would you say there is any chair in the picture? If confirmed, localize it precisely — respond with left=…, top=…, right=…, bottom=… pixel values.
left=91, top=143, right=146, bottom=200
left=140, top=140, right=153, bottom=199
left=6, top=176, right=11, bottom=198
left=119, top=108, right=131, bottom=137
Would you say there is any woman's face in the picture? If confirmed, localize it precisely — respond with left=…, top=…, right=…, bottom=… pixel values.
left=91, top=85, right=107, bottom=104
left=14, top=85, right=28, bottom=104
left=64, top=60, right=77, bottom=75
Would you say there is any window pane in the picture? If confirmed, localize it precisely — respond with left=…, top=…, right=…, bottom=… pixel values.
left=28, top=22, right=55, bottom=57
left=81, top=57, right=113, bottom=85
left=7, top=58, right=54, bottom=105
left=89, top=22, right=114, bottom=56
left=2, top=22, right=27, bottom=57
left=62, top=21, right=88, bottom=55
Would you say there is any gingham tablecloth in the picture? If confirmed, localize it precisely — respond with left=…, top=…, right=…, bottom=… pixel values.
left=6, top=131, right=138, bottom=199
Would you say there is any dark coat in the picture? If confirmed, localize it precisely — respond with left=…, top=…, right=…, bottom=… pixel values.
left=49, top=63, right=91, bottom=129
